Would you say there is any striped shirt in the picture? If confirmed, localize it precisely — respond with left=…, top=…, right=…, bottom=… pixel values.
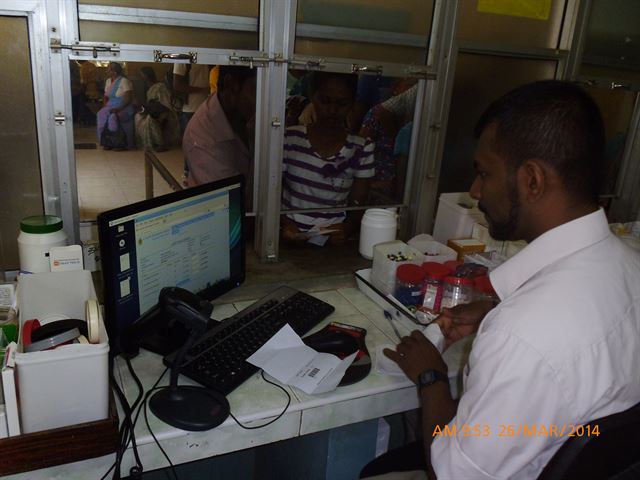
left=282, top=125, right=375, bottom=231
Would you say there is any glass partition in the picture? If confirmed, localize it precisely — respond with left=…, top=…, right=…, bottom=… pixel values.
left=440, top=53, right=557, bottom=194
left=78, top=0, right=260, bottom=50
left=73, top=60, right=256, bottom=221
left=579, top=0, right=640, bottom=85
left=457, top=0, right=566, bottom=50
left=0, top=16, right=44, bottom=270
left=582, top=85, right=637, bottom=195
left=294, top=0, right=434, bottom=64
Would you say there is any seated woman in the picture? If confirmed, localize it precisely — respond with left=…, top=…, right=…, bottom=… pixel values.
left=96, top=62, right=134, bottom=150
left=281, top=72, right=374, bottom=245
left=134, top=67, right=180, bottom=152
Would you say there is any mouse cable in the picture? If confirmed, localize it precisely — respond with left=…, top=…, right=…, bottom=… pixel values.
left=228, top=371, right=291, bottom=430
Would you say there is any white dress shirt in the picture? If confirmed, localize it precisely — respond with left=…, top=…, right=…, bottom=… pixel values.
left=431, top=209, right=640, bottom=479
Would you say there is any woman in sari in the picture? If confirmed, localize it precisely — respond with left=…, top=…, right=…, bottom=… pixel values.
left=134, top=67, right=180, bottom=152
left=96, top=62, right=134, bottom=150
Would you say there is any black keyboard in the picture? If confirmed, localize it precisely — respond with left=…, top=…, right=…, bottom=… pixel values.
left=164, top=286, right=335, bottom=395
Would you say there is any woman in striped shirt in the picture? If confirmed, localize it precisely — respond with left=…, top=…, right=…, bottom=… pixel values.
left=281, top=72, right=375, bottom=245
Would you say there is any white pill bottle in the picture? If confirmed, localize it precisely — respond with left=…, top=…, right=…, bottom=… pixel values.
left=18, top=215, right=68, bottom=273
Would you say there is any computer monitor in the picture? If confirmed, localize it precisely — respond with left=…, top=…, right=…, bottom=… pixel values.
left=97, top=175, right=245, bottom=352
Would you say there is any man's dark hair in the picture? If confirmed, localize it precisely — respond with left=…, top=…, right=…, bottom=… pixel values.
left=474, top=80, right=605, bottom=203
left=217, top=66, right=256, bottom=93
left=309, top=72, right=358, bottom=98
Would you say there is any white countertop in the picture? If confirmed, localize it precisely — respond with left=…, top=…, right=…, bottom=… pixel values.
left=6, top=286, right=472, bottom=480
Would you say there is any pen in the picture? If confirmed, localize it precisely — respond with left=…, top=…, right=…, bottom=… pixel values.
left=384, top=310, right=403, bottom=340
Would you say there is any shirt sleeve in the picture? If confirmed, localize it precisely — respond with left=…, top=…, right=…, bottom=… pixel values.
left=381, top=84, right=417, bottom=117
left=431, top=328, right=571, bottom=479
left=354, top=137, right=375, bottom=179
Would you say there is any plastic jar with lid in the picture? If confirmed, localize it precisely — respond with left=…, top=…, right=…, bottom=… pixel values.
left=18, top=215, right=67, bottom=274
left=394, top=264, right=426, bottom=308
left=359, top=209, right=397, bottom=259
left=440, top=275, right=474, bottom=310
left=419, top=262, right=451, bottom=315
left=473, top=275, right=499, bottom=305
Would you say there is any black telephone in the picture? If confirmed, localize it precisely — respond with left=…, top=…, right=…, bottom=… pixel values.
left=118, top=287, right=215, bottom=358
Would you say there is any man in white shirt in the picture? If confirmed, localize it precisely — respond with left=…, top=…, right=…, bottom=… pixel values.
left=361, top=81, right=640, bottom=479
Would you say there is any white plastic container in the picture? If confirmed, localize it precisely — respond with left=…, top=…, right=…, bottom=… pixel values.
left=359, top=209, right=397, bottom=260
left=16, top=270, right=109, bottom=434
left=407, top=234, right=457, bottom=264
left=371, top=240, right=424, bottom=295
left=432, top=193, right=485, bottom=244
left=18, top=215, right=68, bottom=274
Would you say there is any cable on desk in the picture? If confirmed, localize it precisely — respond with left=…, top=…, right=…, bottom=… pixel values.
left=108, top=357, right=144, bottom=480
left=228, top=371, right=291, bottom=430
left=143, top=384, right=179, bottom=480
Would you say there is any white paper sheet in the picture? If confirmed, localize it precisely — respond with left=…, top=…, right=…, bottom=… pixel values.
left=247, top=324, right=357, bottom=395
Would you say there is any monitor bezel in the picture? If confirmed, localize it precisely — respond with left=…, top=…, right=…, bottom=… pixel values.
left=97, top=175, right=246, bottom=344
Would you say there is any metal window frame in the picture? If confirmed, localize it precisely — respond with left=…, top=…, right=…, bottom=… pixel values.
left=253, top=0, right=297, bottom=262
left=52, top=1, right=271, bottom=249
left=402, top=0, right=459, bottom=237
left=0, top=0, right=77, bottom=240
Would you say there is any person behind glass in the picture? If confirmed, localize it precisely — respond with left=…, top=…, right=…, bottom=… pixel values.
left=183, top=66, right=256, bottom=196
left=97, top=62, right=134, bottom=150
left=281, top=72, right=375, bottom=245
left=134, top=67, right=180, bottom=152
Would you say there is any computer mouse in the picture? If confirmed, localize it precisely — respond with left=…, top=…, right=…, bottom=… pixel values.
left=303, top=330, right=359, bottom=356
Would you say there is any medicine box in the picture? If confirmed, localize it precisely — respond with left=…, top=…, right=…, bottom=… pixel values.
left=16, top=270, right=109, bottom=434
left=432, top=193, right=486, bottom=244
left=447, top=238, right=486, bottom=261
left=371, top=240, right=424, bottom=295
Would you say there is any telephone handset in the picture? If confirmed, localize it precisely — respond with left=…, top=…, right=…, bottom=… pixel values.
left=118, top=287, right=214, bottom=358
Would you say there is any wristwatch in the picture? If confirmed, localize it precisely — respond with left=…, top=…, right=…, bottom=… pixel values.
left=418, top=369, right=448, bottom=389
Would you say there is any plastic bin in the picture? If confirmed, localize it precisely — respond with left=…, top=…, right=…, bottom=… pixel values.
left=16, top=270, right=109, bottom=434
left=371, top=241, right=423, bottom=295
left=432, top=193, right=485, bottom=244
left=407, top=234, right=457, bottom=264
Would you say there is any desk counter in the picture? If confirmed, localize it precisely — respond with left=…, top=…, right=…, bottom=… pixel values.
left=6, top=286, right=471, bottom=480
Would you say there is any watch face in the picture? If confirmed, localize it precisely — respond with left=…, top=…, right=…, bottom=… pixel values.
left=419, top=369, right=447, bottom=387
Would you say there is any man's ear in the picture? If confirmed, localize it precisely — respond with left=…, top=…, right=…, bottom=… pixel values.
left=518, top=159, right=547, bottom=202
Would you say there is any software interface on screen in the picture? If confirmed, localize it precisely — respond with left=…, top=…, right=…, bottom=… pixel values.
left=102, top=182, right=243, bottom=329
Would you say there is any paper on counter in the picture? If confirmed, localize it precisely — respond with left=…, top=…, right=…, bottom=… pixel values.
left=375, top=323, right=446, bottom=378
left=247, top=324, right=357, bottom=395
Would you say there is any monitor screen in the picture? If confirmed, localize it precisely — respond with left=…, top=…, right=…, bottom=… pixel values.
left=97, top=175, right=245, bottom=345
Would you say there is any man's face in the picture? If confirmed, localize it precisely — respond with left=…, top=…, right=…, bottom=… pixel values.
left=469, top=123, right=522, bottom=241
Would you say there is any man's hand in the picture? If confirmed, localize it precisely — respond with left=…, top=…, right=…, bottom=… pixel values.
left=383, top=331, right=447, bottom=383
left=435, top=299, right=493, bottom=349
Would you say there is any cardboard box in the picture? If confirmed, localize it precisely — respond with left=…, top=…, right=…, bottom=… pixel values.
left=16, top=270, right=109, bottom=434
left=447, top=238, right=486, bottom=261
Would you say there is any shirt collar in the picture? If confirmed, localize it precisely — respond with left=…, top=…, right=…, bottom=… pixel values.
left=489, top=208, right=611, bottom=301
